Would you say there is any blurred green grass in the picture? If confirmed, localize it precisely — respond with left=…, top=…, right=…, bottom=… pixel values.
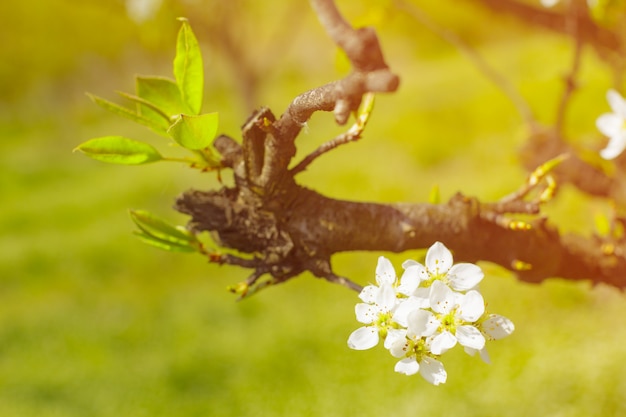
left=2, top=0, right=625, bottom=416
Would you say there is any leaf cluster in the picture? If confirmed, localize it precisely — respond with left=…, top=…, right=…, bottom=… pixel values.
left=74, top=18, right=222, bottom=253
left=75, top=18, right=219, bottom=168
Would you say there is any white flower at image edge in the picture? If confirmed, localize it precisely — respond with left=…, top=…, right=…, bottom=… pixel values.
left=540, top=0, right=597, bottom=7
left=347, top=257, right=403, bottom=350
left=597, top=89, right=626, bottom=160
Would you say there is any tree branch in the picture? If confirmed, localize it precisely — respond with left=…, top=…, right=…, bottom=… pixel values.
left=171, top=0, right=626, bottom=293
left=464, top=0, right=623, bottom=55
left=176, top=183, right=626, bottom=289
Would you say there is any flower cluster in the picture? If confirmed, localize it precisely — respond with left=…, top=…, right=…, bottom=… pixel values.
left=347, top=242, right=515, bottom=385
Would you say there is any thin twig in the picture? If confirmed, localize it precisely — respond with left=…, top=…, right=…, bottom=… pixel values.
left=309, top=0, right=352, bottom=48
left=555, top=0, right=585, bottom=134
left=395, top=0, right=537, bottom=130
left=499, top=154, right=569, bottom=204
left=323, top=272, right=363, bottom=293
left=211, top=252, right=263, bottom=269
left=290, top=93, right=375, bottom=175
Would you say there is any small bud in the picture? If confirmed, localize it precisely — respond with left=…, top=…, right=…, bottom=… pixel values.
left=228, top=281, right=249, bottom=296
left=601, top=243, right=615, bottom=256
left=511, top=259, right=532, bottom=271
left=528, top=154, right=568, bottom=186
left=509, top=220, right=532, bottom=231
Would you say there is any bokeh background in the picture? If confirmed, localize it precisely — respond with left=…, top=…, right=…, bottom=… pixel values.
left=2, top=0, right=626, bottom=415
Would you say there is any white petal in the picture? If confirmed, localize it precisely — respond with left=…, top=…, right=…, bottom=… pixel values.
left=480, top=348, right=491, bottom=363
left=425, top=242, right=453, bottom=276
left=464, top=346, right=477, bottom=357
left=355, top=303, right=377, bottom=324
left=392, top=297, right=423, bottom=327
left=384, top=328, right=407, bottom=350
left=430, top=330, right=457, bottom=355
left=401, top=259, right=421, bottom=269
left=347, top=326, right=379, bottom=350
left=358, top=284, right=378, bottom=303
left=482, top=314, right=515, bottom=339
left=464, top=346, right=491, bottom=364
left=596, top=113, right=623, bottom=137
left=419, top=357, right=447, bottom=385
left=398, top=264, right=428, bottom=296
left=607, top=89, right=626, bottom=118
left=456, top=325, right=486, bottom=350
left=377, top=283, right=397, bottom=312
left=407, top=309, right=438, bottom=338
left=600, top=132, right=626, bottom=160
left=389, top=338, right=410, bottom=358
left=376, top=256, right=396, bottom=285
left=413, top=287, right=431, bottom=307
left=447, top=263, right=484, bottom=291
left=406, top=309, right=429, bottom=336
left=457, top=290, right=485, bottom=322
left=395, top=357, right=420, bottom=376
left=429, top=280, right=455, bottom=314
left=540, top=0, right=559, bottom=6
left=479, top=347, right=491, bottom=364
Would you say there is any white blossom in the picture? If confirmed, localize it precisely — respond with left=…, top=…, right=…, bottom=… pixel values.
left=389, top=309, right=447, bottom=385
left=428, top=281, right=486, bottom=355
left=540, top=0, right=597, bottom=7
left=348, top=257, right=401, bottom=350
left=399, top=242, right=484, bottom=295
left=465, top=314, right=515, bottom=363
left=480, top=314, right=516, bottom=340
left=597, top=89, right=626, bottom=160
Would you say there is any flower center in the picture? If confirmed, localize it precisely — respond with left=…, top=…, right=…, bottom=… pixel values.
left=375, top=311, right=395, bottom=338
left=405, top=336, right=428, bottom=360
left=438, top=310, right=458, bottom=334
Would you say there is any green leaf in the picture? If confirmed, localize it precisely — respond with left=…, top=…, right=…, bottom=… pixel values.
left=74, top=136, right=162, bottom=165
left=173, top=18, right=203, bottom=115
left=135, top=76, right=190, bottom=120
left=133, top=231, right=198, bottom=253
left=116, top=91, right=171, bottom=124
left=167, top=112, right=218, bottom=150
left=428, top=184, right=440, bottom=204
left=88, top=93, right=168, bottom=136
left=129, top=209, right=198, bottom=246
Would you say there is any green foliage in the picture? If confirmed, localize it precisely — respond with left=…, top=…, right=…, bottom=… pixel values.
left=135, top=76, right=189, bottom=121
left=73, top=136, right=163, bottom=165
left=87, top=94, right=169, bottom=136
left=173, top=17, right=204, bottom=115
left=76, top=18, right=217, bottom=169
left=129, top=209, right=200, bottom=253
left=73, top=18, right=221, bottom=253
left=167, top=112, right=219, bottom=150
